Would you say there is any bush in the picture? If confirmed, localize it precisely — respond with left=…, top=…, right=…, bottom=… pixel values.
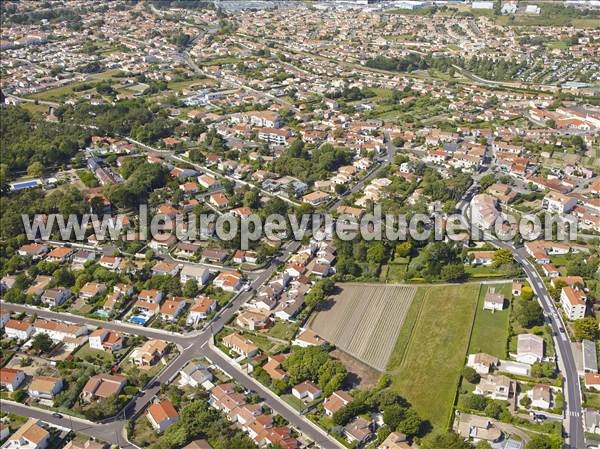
left=462, top=367, right=480, bottom=384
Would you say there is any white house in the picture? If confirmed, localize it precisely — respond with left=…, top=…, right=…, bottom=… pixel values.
left=4, top=319, right=34, bottom=340
left=292, top=380, right=322, bottom=402
left=147, top=400, right=179, bottom=433
left=515, top=334, right=544, bottom=364
left=560, top=286, right=586, bottom=320
left=180, top=265, right=211, bottom=286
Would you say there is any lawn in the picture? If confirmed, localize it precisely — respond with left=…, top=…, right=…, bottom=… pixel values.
left=267, top=321, right=299, bottom=341
left=584, top=392, right=600, bottom=409
left=386, top=283, right=480, bottom=429
left=468, top=282, right=512, bottom=359
left=465, top=265, right=509, bottom=279
left=73, top=343, right=114, bottom=364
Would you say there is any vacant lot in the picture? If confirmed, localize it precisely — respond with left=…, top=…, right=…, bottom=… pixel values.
left=309, top=283, right=416, bottom=371
left=386, top=283, right=480, bottom=430
left=468, top=282, right=512, bottom=359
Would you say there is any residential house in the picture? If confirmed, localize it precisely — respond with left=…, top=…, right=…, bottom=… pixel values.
left=26, top=275, right=52, bottom=297
left=292, top=328, right=327, bottom=348
left=40, top=287, right=71, bottom=307
left=33, top=319, right=87, bottom=342
left=263, top=355, right=288, bottom=381
left=343, top=417, right=373, bottom=445
left=213, top=272, right=242, bottom=292
left=179, top=362, right=213, bottom=388
left=0, top=368, right=26, bottom=392
left=222, top=333, right=258, bottom=358
left=28, top=376, right=63, bottom=399
left=483, top=288, right=505, bottom=311
left=474, top=375, right=514, bottom=400
left=292, top=381, right=322, bottom=402
left=4, top=319, right=34, bottom=340
left=186, top=296, right=216, bottom=326
left=236, top=310, right=270, bottom=331
left=323, top=390, right=353, bottom=417
left=17, top=243, right=48, bottom=259
left=560, top=286, right=586, bottom=320
left=180, top=265, right=211, bottom=286
left=529, top=384, right=552, bottom=409
left=471, top=251, right=495, bottom=266
left=3, top=419, right=49, bottom=449
left=45, top=247, right=73, bottom=263
left=160, top=297, right=187, bottom=321
left=152, top=261, right=181, bottom=277
left=79, top=282, right=107, bottom=300
left=378, top=431, right=410, bottom=449
left=542, top=191, right=577, bottom=214
left=98, top=255, right=122, bottom=271
left=515, top=334, right=544, bottom=364
left=467, top=353, right=499, bottom=375
left=138, top=289, right=163, bottom=304
left=89, top=328, right=123, bottom=352
left=130, top=339, right=168, bottom=367
left=585, top=373, right=600, bottom=392
left=81, top=374, right=127, bottom=402
left=147, top=400, right=179, bottom=433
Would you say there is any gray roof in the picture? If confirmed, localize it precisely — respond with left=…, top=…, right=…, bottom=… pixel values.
left=504, top=439, right=523, bottom=449
left=583, top=339, right=598, bottom=373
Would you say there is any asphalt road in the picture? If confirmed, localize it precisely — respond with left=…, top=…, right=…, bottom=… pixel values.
left=0, top=239, right=347, bottom=449
left=458, top=183, right=585, bottom=449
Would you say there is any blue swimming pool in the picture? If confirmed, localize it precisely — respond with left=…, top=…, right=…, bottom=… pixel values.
left=129, top=316, right=147, bottom=325
left=11, top=180, right=41, bottom=190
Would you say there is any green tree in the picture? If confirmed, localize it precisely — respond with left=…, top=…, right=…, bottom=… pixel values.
left=492, top=249, right=512, bottom=268
left=183, top=279, right=199, bottom=298
left=441, top=263, right=466, bottom=282
left=462, top=367, right=480, bottom=384
left=27, top=161, right=44, bottom=178
left=421, top=431, right=473, bottom=449
left=516, top=299, right=544, bottom=328
left=31, top=333, right=54, bottom=354
left=526, top=434, right=562, bottom=449
left=573, top=317, right=599, bottom=341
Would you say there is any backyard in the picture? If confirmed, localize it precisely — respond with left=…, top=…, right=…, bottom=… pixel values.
left=468, top=282, right=512, bottom=359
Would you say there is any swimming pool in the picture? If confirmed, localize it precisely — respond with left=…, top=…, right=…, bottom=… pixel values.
left=129, top=316, right=148, bottom=325
left=10, top=179, right=42, bottom=191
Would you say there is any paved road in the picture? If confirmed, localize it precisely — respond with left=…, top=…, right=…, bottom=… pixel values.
left=458, top=184, right=585, bottom=449
left=1, top=239, right=345, bottom=449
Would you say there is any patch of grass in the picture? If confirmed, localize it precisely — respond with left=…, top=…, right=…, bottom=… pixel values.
left=281, top=393, right=306, bottom=412
left=198, top=56, right=241, bottom=67
left=465, top=265, right=509, bottom=279
left=73, top=343, right=114, bottom=364
left=584, top=391, right=600, bottom=409
left=267, top=321, right=299, bottom=341
left=468, top=283, right=512, bottom=358
left=387, top=283, right=480, bottom=429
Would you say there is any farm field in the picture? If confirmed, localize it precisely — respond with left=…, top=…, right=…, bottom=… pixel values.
left=309, top=283, right=417, bottom=371
left=468, top=282, right=512, bottom=359
left=386, top=283, right=480, bottom=430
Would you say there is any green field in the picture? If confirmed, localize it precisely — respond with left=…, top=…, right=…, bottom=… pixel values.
left=468, top=282, right=512, bottom=359
left=386, top=283, right=480, bottom=429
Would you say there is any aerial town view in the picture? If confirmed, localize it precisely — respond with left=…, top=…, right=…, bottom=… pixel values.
left=0, top=0, right=599, bottom=449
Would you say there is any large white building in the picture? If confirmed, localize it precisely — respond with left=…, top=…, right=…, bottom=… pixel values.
left=560, top=286, right=586, bottom=320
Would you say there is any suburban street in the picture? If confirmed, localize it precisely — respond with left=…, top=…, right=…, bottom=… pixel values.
left=458, top=182, right=585, bottom=449
left=0, top=236, right=347, bottom=449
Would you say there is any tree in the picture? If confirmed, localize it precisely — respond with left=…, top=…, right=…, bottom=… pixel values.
left=31, top=333, right=54, bottom=354
left=462, top=367, right=480, bottom=384
left=383, top=404, right=406, bottom=429
left=573, top=317, right=599, bottom=341
left=476, top=442, right=492, bottom=449
left=421, top=431, right=473, bottom=449
left=183, top=279, right=199, bottom=298
left=531, top=361, right=556, bottom=379
left=392, top=136, right=405, bottom=147
left=441, top=263, right=466, bottom=282
left=521, top=286, right=534, bottom=301
left=479, top=173, right=496, bottom=190
left=397, top=408, right=423, bottom=438
left=526, top=434, right=562, bottom=449
left=461, top=393, right=487, bottom=411
left=520, top=395, right=532, bottom=407
left=484, top=401, right=503, bottom=419
left=27, top=161, right=44, bottom=178
left=516, top=299, right=544, bottom=328
left=492, top=249, right=512, bottom=268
